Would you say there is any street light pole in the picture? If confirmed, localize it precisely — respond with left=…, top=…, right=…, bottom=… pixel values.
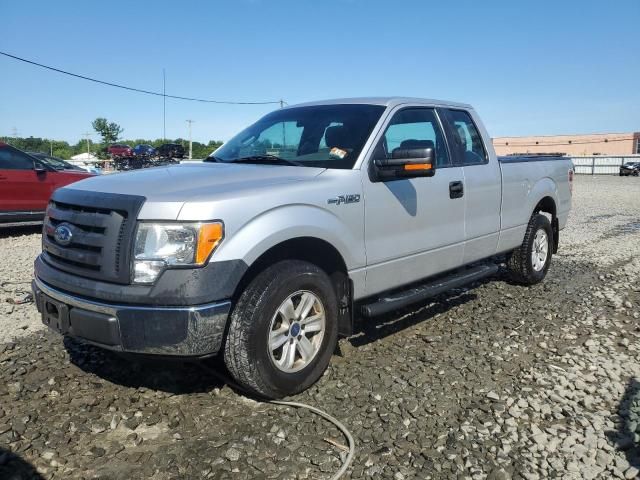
left=186, top=120, right=194, bottom=160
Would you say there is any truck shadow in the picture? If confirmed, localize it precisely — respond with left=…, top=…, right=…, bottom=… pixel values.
left=349, top=286, right=483, bottom=348
left=63, top=336, right=226, bottom=395
left=0, top=447, right=45, bottom=480
left=63, top=277, right=493, bottom=394
left=606, top=378, right=640, bottom=469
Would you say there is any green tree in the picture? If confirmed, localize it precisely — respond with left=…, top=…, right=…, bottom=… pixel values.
left=92, top=118, right=123, bottom=144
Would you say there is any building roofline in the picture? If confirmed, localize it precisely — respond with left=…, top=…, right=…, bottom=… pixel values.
left=493, top=132, right=638, bottom=140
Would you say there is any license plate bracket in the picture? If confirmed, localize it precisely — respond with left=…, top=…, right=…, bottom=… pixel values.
left=41, top=295, right=70, bottom=334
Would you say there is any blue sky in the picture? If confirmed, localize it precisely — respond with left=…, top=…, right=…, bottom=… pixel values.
left=1, top=0, right=638, bottom=144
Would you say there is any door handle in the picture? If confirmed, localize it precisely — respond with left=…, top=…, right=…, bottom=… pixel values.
left=449, top=181, right=464, bottom=199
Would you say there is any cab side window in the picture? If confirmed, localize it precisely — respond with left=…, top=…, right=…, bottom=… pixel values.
left=374, top=108, right=450, bottom=167
left=446, top=110, right=487, bottom=165
left=0, top=145, right=35, bottom=170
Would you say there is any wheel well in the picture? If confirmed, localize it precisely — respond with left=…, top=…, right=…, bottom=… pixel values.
left=232, top=237, right=353, bottom=336
left=533, top=196, right=559, bottom=253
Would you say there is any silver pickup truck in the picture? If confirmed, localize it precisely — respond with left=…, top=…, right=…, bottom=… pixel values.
left=32, top=97, right=573, bottom=398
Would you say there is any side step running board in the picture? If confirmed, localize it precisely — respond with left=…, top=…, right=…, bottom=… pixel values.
left=360, top=263, right=499, bottom=317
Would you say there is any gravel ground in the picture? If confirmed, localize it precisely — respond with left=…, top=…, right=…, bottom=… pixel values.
left=1, top=175, right=639, bottom=479
left=0, top=225, right=43, bottom=343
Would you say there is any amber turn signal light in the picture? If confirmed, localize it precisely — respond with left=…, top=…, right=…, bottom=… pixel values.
left=196, top=223, right=224, bottom=264
left=404, top=163, right=433, bottom=171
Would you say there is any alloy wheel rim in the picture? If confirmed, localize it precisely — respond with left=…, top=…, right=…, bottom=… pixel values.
left=531, top=229, right=548, bottom=272
left=268, top=290, right=326, bottom=373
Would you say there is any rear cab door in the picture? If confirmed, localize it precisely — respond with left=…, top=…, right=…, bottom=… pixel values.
left=439, top=108, right=502, bottom=263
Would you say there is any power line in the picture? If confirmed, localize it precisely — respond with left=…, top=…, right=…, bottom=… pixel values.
left=0, top=50, right=283, bottom=105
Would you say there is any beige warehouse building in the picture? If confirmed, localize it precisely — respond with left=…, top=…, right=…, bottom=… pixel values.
left=492, top=132, right=640, bottom=156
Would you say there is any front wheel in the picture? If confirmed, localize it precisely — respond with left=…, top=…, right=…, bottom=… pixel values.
left=506, top=213, right=553, bottom=285
left=223, top=260, right=338, bottom=399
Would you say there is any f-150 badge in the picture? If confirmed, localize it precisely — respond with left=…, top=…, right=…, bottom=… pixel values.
left=327, top=194, right=361, bottom=205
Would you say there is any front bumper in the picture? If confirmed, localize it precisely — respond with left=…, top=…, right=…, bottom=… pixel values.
left=32, top=276, right=231, bottom=357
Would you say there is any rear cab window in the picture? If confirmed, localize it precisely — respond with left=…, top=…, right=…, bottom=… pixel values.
left=442, top=109, right=487, bottom=166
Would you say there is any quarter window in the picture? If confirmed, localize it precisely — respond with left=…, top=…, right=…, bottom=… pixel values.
left=0, top=145, right=35, bottom=170
left=373, top=108, right=449, bottom=167
left=446, top=110, right=487, bottom=165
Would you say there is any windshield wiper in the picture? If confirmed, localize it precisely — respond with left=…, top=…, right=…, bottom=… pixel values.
left=231, top=155, right=304, bottom=167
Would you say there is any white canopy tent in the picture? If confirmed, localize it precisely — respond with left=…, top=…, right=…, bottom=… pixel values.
left=70, top=152, right=99, bottom=162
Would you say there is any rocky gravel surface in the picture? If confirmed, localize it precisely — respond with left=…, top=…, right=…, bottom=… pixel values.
left=1, top=175, right=640, bottom=479
left=0, top=225, right=43, bottom=344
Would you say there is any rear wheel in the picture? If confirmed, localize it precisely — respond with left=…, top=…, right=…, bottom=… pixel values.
left=506, top=213, right=553, bottom=285
left=223, top=260, right=338, bottom=399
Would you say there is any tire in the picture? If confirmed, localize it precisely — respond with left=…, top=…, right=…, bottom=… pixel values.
left=506, top=213, right=553, bottom=285
left=223, top=260, right=338, bottom=399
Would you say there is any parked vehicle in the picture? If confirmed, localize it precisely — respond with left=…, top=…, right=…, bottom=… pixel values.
left=133, top=144, right=157, bottom=157
left=107, top=144, right=133, bottom=157
left=157, top=143, right=185, bottom=159
left=32, top=98, right=573, bottom=398
left=28, top=152, right=86, bottom=172
left=619, top=162, right=640, bottom=176
left=0, top=142, right=94, bottom=225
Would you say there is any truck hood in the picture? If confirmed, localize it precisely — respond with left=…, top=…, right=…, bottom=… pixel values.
left=65, top=162, right=325, bottom=202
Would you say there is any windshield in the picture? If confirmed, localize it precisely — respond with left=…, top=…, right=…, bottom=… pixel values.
left=208, top=104, right=385, bottom=169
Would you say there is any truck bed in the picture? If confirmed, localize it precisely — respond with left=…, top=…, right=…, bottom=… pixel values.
left=497, top=154, right=573, bottom=254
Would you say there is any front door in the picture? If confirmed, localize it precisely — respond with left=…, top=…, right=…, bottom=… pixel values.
left=0, top=144, right=52, bottom=213
left=362, top=107, right=466, bottom=297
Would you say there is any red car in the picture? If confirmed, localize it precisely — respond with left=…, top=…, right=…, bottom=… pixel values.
left=0, top=142, right=94, bottom=225
left=107, top=144, right=133, bottom=157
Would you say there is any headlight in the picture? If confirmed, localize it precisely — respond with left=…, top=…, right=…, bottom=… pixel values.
left=132, top=222, right=224, bottom=284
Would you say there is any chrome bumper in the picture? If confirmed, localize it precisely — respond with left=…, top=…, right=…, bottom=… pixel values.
left=32, top=276, right=231, bottom=357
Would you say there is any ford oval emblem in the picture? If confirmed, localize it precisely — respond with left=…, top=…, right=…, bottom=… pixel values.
left=54, top=224, right=73, bottom=246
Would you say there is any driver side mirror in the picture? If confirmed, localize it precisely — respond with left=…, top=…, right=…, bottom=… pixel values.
left=34, top=163, right=48, bottom=174
left=372, top=147, right=436, bottom=181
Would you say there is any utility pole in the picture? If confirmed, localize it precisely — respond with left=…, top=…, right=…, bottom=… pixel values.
left=82, top=132, right=92, bottom=159
left=186, top=120, right=194, bottom=160
left=11, top=127, right=19, bottom=138
left=50, top=140, right=53, bottom=156
left=163, top=68, right=166, bottom=142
